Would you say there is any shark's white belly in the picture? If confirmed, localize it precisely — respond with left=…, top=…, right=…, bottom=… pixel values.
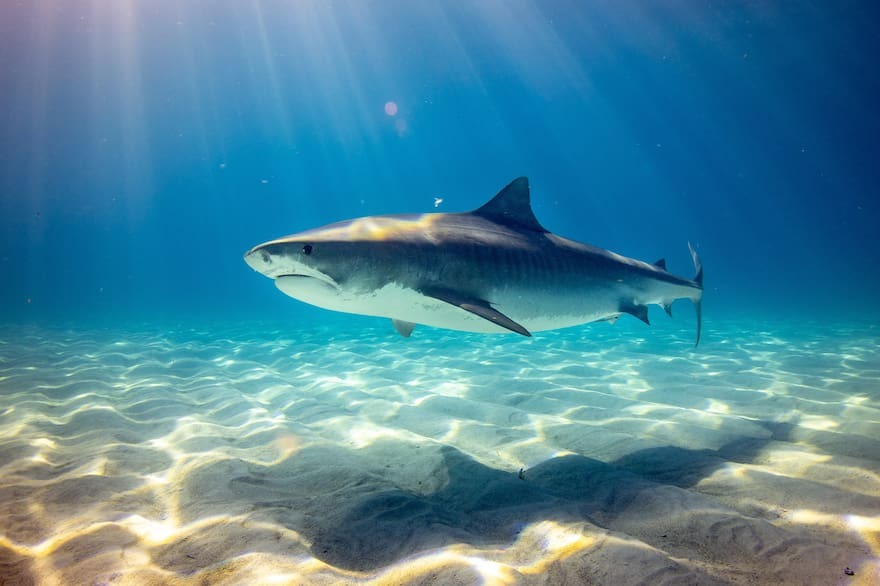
left=276, top=278, right=616, bottom=334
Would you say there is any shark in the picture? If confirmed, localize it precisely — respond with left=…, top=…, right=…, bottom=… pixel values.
left=244, top=177, right=704, bottom=344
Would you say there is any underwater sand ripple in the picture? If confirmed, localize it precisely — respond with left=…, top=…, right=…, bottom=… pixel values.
left=0, top=320, right=878, bottom=584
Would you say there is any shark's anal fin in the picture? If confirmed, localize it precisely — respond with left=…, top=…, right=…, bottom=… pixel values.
left=620, top=301, right=650, bottom=325
left=421, top=287, right=531, bottom=337
left=392, top=319, right=416, bottom=338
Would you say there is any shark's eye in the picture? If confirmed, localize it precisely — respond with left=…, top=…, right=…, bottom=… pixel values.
left=302, top=244, right=313, bottom=255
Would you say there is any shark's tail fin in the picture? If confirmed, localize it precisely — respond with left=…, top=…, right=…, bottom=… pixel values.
left=688, top=242, right=703, bottom=347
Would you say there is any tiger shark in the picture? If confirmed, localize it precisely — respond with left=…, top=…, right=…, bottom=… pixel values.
left=244, top=177, right=704, bottom=344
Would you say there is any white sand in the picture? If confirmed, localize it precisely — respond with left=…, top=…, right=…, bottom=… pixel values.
left=0, top=318, right=877, bottom=585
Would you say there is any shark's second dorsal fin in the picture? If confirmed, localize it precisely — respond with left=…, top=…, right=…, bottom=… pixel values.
left=473, top=177, right=547, bottom=233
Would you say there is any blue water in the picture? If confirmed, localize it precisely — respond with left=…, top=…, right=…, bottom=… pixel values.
left=2, top=4, right=880, bottom=583
left=1, top=1, right=878, bottom=327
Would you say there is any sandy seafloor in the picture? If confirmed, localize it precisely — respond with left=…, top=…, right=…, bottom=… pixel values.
left=0, top=316, right=878, bottom=585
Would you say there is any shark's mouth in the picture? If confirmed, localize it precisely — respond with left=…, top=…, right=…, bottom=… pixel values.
left=275, top=274, right=340, bottom=299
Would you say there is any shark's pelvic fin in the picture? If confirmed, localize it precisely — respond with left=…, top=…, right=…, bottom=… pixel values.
left=662, top=303, right=673, bottom=317
left=392, top=319, right=416, bottom=338
left=421, top=287, right=531, bottom=337
left=472, top=177, right=547, bottom=233
left=620, top=301, right=650, bottom=325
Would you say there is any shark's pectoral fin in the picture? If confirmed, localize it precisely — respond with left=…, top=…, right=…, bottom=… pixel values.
left=421, top=287, right=531, bottom=337
left=459, top=302, right=532, bottom=337
left=620, top=301, right=650, bottom=325
left=392, top=319, right=416, bottom=338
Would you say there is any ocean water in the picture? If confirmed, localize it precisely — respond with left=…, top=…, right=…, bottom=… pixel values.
left=1, top=1, right=878, bottom=584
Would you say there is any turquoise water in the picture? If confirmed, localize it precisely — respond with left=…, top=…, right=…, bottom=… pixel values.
left=1, top=1, right=879, bottom=584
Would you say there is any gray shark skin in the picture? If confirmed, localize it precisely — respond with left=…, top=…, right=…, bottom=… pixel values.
left=244, top=177, right=704, bottom=345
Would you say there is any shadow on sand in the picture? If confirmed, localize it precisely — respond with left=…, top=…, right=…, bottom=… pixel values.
left=214, top=421, right=796, bottom=572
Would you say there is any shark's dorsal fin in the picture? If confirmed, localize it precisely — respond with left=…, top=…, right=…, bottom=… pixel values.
left=473, top=177, right=547, bottom=233
left=653, top=258, right=667, bottom=270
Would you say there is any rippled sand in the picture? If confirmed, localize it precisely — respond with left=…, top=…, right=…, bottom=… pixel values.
left=0, top=318, right=878, bottom=585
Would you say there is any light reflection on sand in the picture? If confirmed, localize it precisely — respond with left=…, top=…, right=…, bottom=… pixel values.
left=0, top=319, right=878, bottom=584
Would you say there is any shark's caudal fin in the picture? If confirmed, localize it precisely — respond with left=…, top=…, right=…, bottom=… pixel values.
left=688, top=242, right=703, bottom=347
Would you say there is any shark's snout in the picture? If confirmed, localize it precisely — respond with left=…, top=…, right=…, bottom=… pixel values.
left=244, top=245, right=274, bottom=276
